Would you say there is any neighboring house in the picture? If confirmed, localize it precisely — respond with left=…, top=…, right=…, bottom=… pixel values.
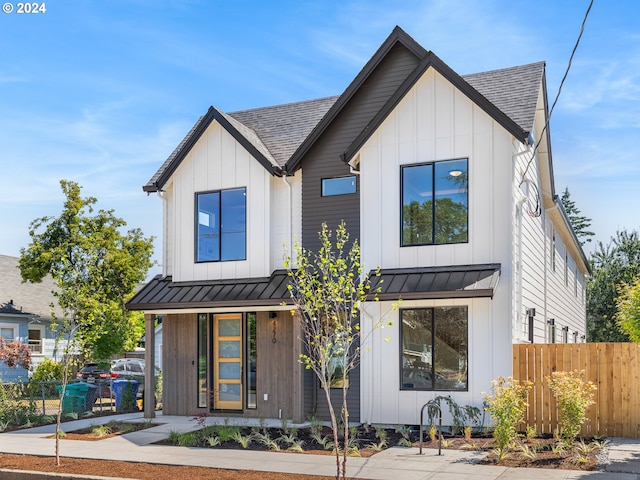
left=127, top=27, right=589, bottom=425
left=0, top=254, right=63, bottom=381
left=140, top=322, right=163, bottom=370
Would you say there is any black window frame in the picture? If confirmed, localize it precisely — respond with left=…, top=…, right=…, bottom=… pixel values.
left=400, top=158, right=469, bottom=247
left=399, top=306, right=468, bottom=392
left=195, top=187, right=247, bottom=263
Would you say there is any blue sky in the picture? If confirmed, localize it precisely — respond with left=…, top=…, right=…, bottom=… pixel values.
left=1, top=0, right=638, bottom=274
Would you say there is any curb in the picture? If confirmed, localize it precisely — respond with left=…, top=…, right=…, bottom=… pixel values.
left=0, top=469, right=138, bottom=480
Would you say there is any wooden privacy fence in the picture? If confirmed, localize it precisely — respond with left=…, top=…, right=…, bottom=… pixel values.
left=513, top=343, right=640, bottom=438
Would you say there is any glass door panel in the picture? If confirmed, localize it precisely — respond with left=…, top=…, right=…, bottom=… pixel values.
left=213, top=313, right=242, bottom=410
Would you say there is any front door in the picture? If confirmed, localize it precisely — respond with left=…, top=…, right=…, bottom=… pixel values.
left=213, top=313, right=243, bottom=410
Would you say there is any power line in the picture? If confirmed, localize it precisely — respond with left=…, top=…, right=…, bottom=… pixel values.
left=520, top=0, right=595, bottom=183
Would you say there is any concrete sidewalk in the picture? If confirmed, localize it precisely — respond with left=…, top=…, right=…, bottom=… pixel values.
left=1, top=412, right=639, bottom=479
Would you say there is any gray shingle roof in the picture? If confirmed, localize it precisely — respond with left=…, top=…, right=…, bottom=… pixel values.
left=143, top=28, right=544, bottom=192
left=0, top=254, right=61, bottom=319
left=228, top=96, right=339, bottom=168
left=462, top=62, right=545, bottom=135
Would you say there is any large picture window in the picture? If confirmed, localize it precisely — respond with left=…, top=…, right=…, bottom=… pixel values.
left=400, top=307, right=468, bottom=391
left=196, top=188, right=246, bottom=262
left=401, top=159, right=468, bottom=246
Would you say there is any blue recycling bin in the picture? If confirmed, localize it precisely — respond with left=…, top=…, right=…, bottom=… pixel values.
left=113, top=379, right=139, bottom=411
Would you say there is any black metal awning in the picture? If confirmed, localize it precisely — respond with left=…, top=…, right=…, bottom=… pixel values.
left=126, top=270, right=291, bottom=311
left=370, top=264, right=501, bottom=301
left=126, top=264, right=500, bottom=311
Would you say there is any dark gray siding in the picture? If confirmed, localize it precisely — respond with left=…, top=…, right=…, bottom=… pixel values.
left=301, top=43, right=421, bottom=250
left=300, top=43, right=421, bottom=419
left=304, top=365, right=361, bottom=423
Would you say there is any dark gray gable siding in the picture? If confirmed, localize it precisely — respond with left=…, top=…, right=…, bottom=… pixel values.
left=298, top=41, right=423, bottom=422
left=301, top=42, right=422, bottom=251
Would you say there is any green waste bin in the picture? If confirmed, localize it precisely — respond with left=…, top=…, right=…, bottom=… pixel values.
left=84, top=383, right=98, bottom=410
left=56, top=383, right=91, bottom=415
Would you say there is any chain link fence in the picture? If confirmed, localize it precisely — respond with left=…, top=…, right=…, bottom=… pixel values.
left=0, top=378, right=157, bottom=431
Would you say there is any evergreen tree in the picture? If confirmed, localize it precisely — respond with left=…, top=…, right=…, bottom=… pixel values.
left=587, top=230, right=640, bottom=342
left=561, top=187, right=595, bottom=245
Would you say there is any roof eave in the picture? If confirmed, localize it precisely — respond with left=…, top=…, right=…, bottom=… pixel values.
left=342, top=53, right=530, bottom=164
left=284, top=26, right=426, bottom=174
left=144, top=106, right=283, bottom=193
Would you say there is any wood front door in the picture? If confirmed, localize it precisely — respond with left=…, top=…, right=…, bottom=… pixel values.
left=213, top=313, right=243, bottom=410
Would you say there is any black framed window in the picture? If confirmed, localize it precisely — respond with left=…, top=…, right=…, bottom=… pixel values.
left=322, top=176, right=357, bottom=196
left=401, top=159, right=468, bottom=246
left=197, top=313, right=208, bottom=408
left=196, top=188, right=246, bottom=262
left=246, top=313, right=257, bottom=409
left=400, top=307, right=467, bottom=391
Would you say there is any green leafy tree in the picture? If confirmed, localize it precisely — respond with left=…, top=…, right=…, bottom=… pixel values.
left=285, top=221, right=391, bottom=480
left=587, top=230, right=640, bottom=342
left=561, top=187, right=594, bottom=245
left=18, top=179, right=154, bottom=464
left=615, top=277, right=640, bottom=341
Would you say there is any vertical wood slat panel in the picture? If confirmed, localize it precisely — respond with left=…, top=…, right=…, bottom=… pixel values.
left=513, top=343, right=640, bottom=438
left=612, top=344, right=621, bottom=435
left=631, top=344, right=640, bottom=437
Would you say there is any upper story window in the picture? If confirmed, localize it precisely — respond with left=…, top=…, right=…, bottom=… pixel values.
left=28, top=326, right=45, bottom=354
left=322, top=176, right=357, bottom=196
left=196, top=188, right=246, bottom=262
left=1, top=324, right=17, bottom=342
left=401, top=159, right=468, bottom=246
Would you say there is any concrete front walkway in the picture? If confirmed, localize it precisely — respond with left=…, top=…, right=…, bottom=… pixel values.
left=1, top=412, right=639, bottom=479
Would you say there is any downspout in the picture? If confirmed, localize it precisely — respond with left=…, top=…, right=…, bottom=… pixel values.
left=156, top=190, right=168, bottom=276
left=281, top=174, right=293, bottom=263
left=515, top=192, right=527, bottom=343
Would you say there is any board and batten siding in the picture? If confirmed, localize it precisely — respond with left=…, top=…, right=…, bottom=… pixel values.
left=162, top=120, right=279, bottom=283
left=359, top=297, right=509, bottom=426
left=354, top=67, right=516, bottom=424
left=270, top=171, right=302, bottom=269
left=357, top=67, right=514, bottom=274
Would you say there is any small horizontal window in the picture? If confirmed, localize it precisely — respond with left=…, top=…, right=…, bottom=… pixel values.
left=321, top=176, right=356, bottom=196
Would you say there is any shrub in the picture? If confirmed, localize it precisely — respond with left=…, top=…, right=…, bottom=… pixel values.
left=484, top=376, right=532, bottom=452
left=28, top=359, right=64, bottom=397
left=547, top=370, right=596, bottom=445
